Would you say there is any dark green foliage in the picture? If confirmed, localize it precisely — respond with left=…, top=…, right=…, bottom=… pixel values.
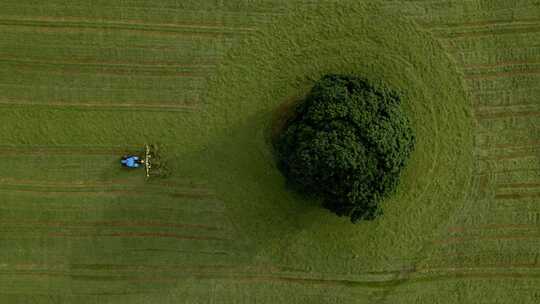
left=275, top=74, right=415, bottom=222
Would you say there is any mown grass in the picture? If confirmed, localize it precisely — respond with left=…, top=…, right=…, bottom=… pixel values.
left=0, top=0, right=539, bottom=303
left=201, top=1, right=473, bottom=275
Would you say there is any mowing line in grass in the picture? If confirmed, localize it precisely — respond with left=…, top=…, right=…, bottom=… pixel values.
left=0, top=101, right=199, bottom=112
left=0, top=19, right=255, bottom=37
left=47, top=232, right=228, bottom=241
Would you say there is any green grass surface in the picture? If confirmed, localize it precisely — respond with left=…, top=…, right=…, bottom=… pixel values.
left=0, top=0, right=539, bottom=303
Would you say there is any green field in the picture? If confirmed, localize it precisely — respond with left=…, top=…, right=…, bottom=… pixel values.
left=1, top=0, right=539, bottom=303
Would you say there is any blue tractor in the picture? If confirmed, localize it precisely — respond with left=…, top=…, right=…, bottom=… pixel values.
left=120, top=155, right=145, bottom=168
left=120, top=145, right=155, bottom=179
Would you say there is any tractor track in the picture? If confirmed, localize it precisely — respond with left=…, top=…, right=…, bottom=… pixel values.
left=463, top=60, right=540, bottom=69
left=434, top=24, right=540, bottom=39
left=3, top=262, right=540, bottom=289
left=0, top=100, right=199, bottom=112
left=497, top=182, right=540, bottom=189
left=0, top=187, right=215, bottom=199
left=0, top=220, right=221, bottom=231
left=447, top=223, right=538, bottom=233
left=477, top=153, right=538, bottom=161
left=2, top=61, right=207, bottom=78
left=0, top=206, right=225, bottom=217
left=474, top=102, right=540, bottom=110
left=47, top=232, right=228, bottom=241
left=418, top=18, right=540, bottom=29
left=464, top=69, right=540, bottom=80
left=474, top=110, right=540, bottom=119
left=0, top=18, right=254, bottom=38
left=0, top=178, right=208, bottom=188
left=129, top=248, right=230, bottom=256
left=0, top=3, right=285, bottom=17
left=495, top=192, right=540, bottom=200
left=433, top=234, right=540, bottom=245
left=0, top=16, right=258, bottom=32
left=0, top=145, right=139, bottom=156
left=0, top=57, right=218, bottom=69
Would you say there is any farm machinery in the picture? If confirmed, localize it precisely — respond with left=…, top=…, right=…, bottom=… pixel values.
left=120, top=144, right=169, bottom=179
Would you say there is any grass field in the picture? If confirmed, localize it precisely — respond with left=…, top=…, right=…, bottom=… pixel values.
left=0, top=0, right=539, bottom=303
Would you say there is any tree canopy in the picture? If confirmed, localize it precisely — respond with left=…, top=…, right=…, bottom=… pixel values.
left=274, top=74, right=415, bottom=222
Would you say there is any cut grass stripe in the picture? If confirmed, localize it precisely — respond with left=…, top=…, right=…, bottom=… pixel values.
left=0, top=16, right=258, bottom=32
left=498, top=182, right=540, bottom=189
left=448, top=223, right=539, bottom=233
left=463, top=60, right=540, bottom=69
left=130, top=249, right=229, bottom=256
left=0, top=220, right=221, bottom=231
left=474, top=110, right=540, bottom=119
left=474, top=102, right=540, bottom=110
left=0, top=18, right=254, bottom=37
left=0, top=177, right=207, bottom=188
left=0, top=82, right=198, bottom=92
left=0, top=270, right=402, bottom=289
left=2, top=61, right=206, bottom=78
left=419, top=18, right=540, bottom=29
left=47, top=232, right=228, bottom=241
left=478, top=153, right=538, bottom=161
left=0, top=100, right=199, bottom=112
left=465, top=69, right=540, bottom=79
left=0, top=187, right=214, bottom=199
left=0, top=2, right=286, bottom=16
left=435, top=25, right=540, bottom=39
left=0, top=146, right=138, bottom=155
left=433, top=234, right=540, bottom=245
left=0, top=57, right=217, bottom=68
left=495, top=192, right=540, bottom=200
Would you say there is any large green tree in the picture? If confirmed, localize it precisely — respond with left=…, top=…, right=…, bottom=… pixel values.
left=275, top=74, right=415, bottom=222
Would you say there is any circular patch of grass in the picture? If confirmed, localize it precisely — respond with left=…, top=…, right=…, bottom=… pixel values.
left=202, top=2, right=473, bottom=273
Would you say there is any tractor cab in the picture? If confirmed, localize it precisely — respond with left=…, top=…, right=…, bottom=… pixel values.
left=121, top=155, right=144, bottom=168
